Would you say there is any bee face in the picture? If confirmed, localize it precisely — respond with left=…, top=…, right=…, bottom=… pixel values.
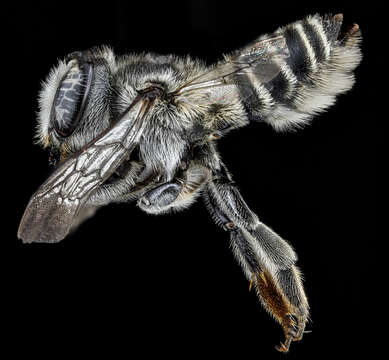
left=37, top=46, right=116, bottom=159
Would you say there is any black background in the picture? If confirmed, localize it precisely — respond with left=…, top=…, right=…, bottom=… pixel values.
left=5, top=0, right=378, bottom=358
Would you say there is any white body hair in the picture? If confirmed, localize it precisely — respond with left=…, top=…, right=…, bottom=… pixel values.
left=19, top=14, right=361, bottom=353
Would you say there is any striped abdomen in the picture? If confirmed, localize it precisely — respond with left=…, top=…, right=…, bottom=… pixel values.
left=239, top=14, right=362, bottom=131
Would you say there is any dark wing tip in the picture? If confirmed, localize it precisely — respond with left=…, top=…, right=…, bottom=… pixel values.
left=18, top=193, right=82, bottom=243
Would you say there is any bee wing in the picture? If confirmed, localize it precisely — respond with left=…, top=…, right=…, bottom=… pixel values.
left=176, top=35, right=289, bottom=97
left=18, top=97, right=151, bottom=243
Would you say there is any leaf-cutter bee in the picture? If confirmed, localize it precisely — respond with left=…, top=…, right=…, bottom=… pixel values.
left=18, top=14, right=362, bottom=352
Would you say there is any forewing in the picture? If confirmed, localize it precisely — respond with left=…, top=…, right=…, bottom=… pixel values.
left=176, top=35, right=289, bottom=97
left=18, top=98, right=151, bottom=243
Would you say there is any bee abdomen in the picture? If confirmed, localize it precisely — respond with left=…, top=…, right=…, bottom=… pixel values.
left=243, top=14, right=362, bottom=131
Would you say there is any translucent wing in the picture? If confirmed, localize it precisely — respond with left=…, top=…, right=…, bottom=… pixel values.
left=18, top=97, right=152, bottom=243
left=175, top=35, right=289, bottom=97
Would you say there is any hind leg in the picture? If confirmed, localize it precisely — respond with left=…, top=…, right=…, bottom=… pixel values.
left=203, top=166, right=309, bottom=352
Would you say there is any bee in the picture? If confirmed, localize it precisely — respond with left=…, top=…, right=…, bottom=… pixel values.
left=18, top=14, right=362, bottom=352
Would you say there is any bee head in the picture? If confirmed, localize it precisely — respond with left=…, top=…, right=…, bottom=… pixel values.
left=36, top=46, right=116, bottom=163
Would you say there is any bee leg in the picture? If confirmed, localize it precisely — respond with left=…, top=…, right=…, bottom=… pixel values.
left=138, top=182, right=182, bottom=213
left=138, top=163, right=210, bottom=214
left=203, top=170, right=309, bottom=352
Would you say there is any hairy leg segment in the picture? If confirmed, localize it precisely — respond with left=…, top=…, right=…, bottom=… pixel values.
left=203, top=166, right=309, bottom=352
left=137, top=162, right=211, bottom=214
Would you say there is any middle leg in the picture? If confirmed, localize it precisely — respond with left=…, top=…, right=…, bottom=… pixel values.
left=137, top=163, right=211, bottom=214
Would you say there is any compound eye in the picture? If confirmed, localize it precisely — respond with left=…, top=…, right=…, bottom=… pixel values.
left=51, top=54, right=93, bottom=137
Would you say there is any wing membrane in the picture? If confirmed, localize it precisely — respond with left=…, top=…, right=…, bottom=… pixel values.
left=18, top=97, right=151, bottom=243
left=176, top=36, right=289, bottom=95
